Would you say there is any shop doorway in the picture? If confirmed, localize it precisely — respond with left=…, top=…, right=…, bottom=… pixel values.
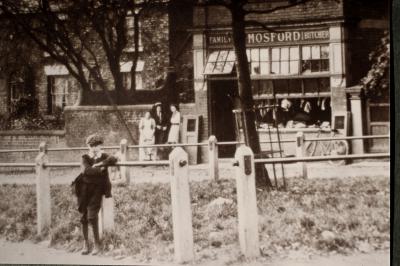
left=209, top=79, right=238, bottom=158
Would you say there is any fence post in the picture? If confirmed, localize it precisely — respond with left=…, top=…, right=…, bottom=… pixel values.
left=35, top=141, right=51, bottom=235
left=98, top=196, right=114, bottom=238
left=296, top=131, right=308, bottom=179
left=234, top=146, right=260, bottom=258
left=208, top=135, right=219, bottom=181
left=119, top=139, right=130, bottom=184
left=169, top=147, right=194, bottom=263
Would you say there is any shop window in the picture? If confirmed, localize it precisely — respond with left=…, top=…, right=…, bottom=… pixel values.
left=247, top=48, right=269, bottom=75
left=271, top=47, right=299, bottom=75
left=204, top=50, right=235, bottom=75
left=301, top=45, right=329, bottom=73
left=48, top=76, right=75, bottom=113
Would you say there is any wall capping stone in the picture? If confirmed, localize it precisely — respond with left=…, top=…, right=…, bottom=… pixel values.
left=64, top=105, right=154, bottom=112
left=0, top=130, right=65, bottom=136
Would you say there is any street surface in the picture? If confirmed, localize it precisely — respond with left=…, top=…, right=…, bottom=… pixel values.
left=0, top=239, right=389, bottom=266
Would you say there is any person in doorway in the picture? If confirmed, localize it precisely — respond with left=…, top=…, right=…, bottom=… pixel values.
left=72, top=134, right=117, bottom=256
left=152, top=102, right=168, bottom=159
left=167, top=103, right=181, bottom=144
left=139, top=111, right=156, bottom=160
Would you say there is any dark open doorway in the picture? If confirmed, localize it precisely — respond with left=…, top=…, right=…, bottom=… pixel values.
left=209, top=79, right=238, bottom=158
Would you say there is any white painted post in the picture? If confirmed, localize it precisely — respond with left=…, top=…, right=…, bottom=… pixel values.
left=208, top=135, right=219, bottom=181
left=234, top=146, right=260, bottom=258
left=169, top=147, right=194, bottom=263
left=296, top=132, right=308, bottom=179
left=35, top=142, right=51, bottom=235
left=98, top=196, right=115, bottom=238
left=119, top=139, right=130, bottom=184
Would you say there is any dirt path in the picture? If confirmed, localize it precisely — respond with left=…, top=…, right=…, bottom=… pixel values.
left=0, top=239, right=389, bottom=266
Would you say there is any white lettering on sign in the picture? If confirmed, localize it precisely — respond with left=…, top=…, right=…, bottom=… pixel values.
left=208, top=29, right=329, bottom=47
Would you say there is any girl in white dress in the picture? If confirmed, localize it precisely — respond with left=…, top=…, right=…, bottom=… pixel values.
left=167, top=104, right=181, bottom=143
left=139, top=111, right=156, bottom=160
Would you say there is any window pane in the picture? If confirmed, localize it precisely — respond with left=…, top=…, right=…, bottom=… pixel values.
left=304, top=79, right=319, bottom=93
left=252, top=80, right=259, bottom=95
left=302, top=60, right=311, bottom=73
left=289, top=79, right=302, bottom=94
left=321, top=59, right=329, bottom=71
left=208, top=51, right=219, bottom=62
left=311, top=46, right=320, bottom=59
left=251, top=49, right=259, bottom=61
left=271, top=62, right=280, bottom=74
left=274, top=79, right=289, bottom=94
left=260, top=48, right=269, bottom=61
left=251, top=62, right=260, bottom=75
left=311, top=60, right=321, bottom=72
left=260, top=62, right=269, bottom=74
left=272, top=48, right=280, bottom=61
left=260, top=80, right=273, bottom=95
left=246, top=49, right=250, bottom=61
left=319, top=78, right=330, bottom=92
left=227, top=50, right=235, bottom=61
left=290, top=60, right=299, bottom=74
left=281, top=61, right=289, bottom=74
left=217, top=50, right=229, bottom=62
left=290, top=47, right=299, bottom=60
left=213, top=62, right=225, bottom=73
left=302, top=46, right=311, bottom=60
left=281, top=47, right=289, bottom=61
left=204, top=62, right=216, bottom=74
left=224, top=61, right=235, bottom=73
left=321, top=45, right=329, bottom=59
left=136, top=74, right=143, bottom=90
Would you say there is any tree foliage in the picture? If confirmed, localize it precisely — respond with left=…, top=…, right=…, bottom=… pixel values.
left=361, top=32, right=390, bottom=100
left=0, top=0, right=167, bottom=104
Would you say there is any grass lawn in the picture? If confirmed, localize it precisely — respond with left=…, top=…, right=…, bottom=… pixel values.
left=0, top=176, right=389, bottom=264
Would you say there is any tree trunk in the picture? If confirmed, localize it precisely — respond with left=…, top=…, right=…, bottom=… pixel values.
left=230, top=3, right=272, bottom=188
left=230, top=5, right=260, bottom=153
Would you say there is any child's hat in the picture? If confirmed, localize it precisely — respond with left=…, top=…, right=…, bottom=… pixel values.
left=86, top=134, right=104, bottom=146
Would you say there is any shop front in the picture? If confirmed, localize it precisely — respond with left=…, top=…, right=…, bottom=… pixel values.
left=193, top=25, right=349, bottom=157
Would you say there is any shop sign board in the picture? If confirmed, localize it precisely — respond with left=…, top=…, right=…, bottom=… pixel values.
left=208, top=29, right=329, bottom=48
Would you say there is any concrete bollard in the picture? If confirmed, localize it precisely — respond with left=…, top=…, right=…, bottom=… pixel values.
left=234, top=146, right=260, bottom=258
left=98, top=196, right=115, bottom=238
left=208, top=135, right=219, bottom=181
left=169, top=147, right=194, bottom=263
left=35, top=142, right=51, bottom=235
left=296, top=132, right=308, bottom=179
left=119, top=139, right=130, bottom=184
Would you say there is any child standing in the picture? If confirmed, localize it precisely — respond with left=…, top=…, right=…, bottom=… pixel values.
left=73, top=134, right=117, bottom=255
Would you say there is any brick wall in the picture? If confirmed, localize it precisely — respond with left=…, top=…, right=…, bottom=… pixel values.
left=0, top=130, right=68, bottom=163
left=64, top=105, right=153, bottom=147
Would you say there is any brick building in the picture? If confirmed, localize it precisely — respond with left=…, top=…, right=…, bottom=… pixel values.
left=189, top=0, right=390, bottom=158
left=0, top=1, right=194, bottom=148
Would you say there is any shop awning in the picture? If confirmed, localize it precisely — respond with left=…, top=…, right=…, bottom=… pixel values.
left=44, top=64, right=69, bottom=76
left=120, top=60, right=144, bottom=72
left=203, top=50, right=235, bottom=75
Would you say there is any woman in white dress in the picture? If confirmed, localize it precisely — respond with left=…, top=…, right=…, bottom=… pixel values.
left=139, top=111, right=156, bottom=160
left=167, top=104, right=181, bottom=144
